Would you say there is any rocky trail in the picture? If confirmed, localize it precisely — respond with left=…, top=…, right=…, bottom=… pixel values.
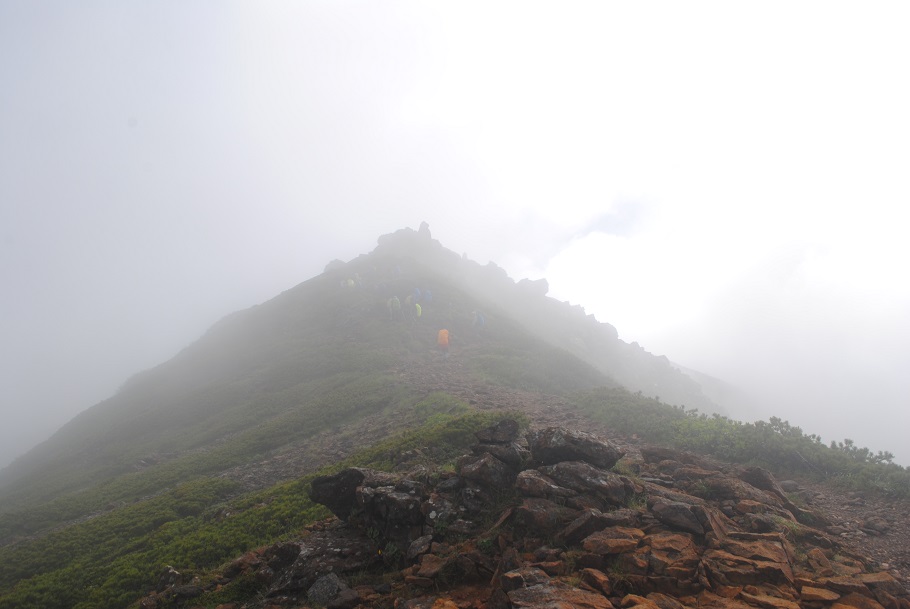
left=147, top=413, right=910, bottom=609
left=217, top=346, right=910, bottom=593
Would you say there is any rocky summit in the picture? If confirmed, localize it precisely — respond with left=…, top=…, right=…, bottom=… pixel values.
left=141, top=420, right=909, bottom=609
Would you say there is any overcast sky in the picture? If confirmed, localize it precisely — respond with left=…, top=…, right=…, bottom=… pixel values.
left=2, top=2, right=909, bottom=469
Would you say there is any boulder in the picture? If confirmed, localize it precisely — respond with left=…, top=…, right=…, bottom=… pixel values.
left=801, top=586, right=842, bottom=602
left=528, top=427, right=625, bottom=469
left=476, top=419, right=521, bottom=444
left=515, top=497, right=579, bottom=534
left=356, top=485, right=424, bottom=543
left=471, top=442, right=530, bottom=470
left=832, top=593, right=888, bottom=609
left=508, top=582, right=614, bottom=609
left=460, top=453, right=517, bottom=489
left=582, top=527, right=645, bottom=555
left=307, top=573, right=345, bottom=606
left=515, top=469, right=576, bottom=500
left=268, top=525, right=381, bottom=596
left=559, top=508, right=614, bottom=545
left=702, top=542, right=794, bottom=588
left=539, top=461, right=640, bottom=507
left=501, top=567, right=551, bottom=592
left=581, top=567, right=613, bottom=595
left=309, top=468, right=398, bottom=519
left=652, top=501, right=705, bottom=535
left=644, top=532, right=700, bottom=579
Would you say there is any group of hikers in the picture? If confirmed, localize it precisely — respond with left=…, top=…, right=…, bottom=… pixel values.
left=386, top=286, right=432, bottom=322
left=338, top=264, right=486, bottom=359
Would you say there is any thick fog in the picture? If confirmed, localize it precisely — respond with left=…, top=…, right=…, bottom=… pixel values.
left=2, top=3, right=908, bottom=468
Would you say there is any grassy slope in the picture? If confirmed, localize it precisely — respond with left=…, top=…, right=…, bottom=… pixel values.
left=0, top=398, right=522, bottom=609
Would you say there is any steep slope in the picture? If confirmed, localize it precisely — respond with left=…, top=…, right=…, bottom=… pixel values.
left=0, top=225, right=710, bottom=517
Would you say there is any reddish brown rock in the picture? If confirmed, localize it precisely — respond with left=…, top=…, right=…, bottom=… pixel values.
left=646, top=592, right=688, bottom=609
left=621, top=594, right=662, bottom=609
left=806, top=547, right=835, bottom=576
left=501, top=567, right=551, bottom=592
left=697, top=589, right=755, bottom=609
left=581, top=567, right=613, bottom=596
left=739, top=591, right=800, bottom=609
left=856, top=573, right=907, bottom=597
left=645, top=533, right=700, bottom=579
left=583, top=527, right=646, bottom=555
left=801, top=586, right=841, bottom=602
left=702, top=546, right=794, bottom=588
left=832, top=593, right=888, bottom=609
left=416, top=554, right=449, bottom=578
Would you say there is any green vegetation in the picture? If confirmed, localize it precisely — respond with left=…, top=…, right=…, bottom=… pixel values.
left=0, top=407, right=518, bottom=609
left=575, top=387, right=910, bottom=497
left=0, top=372, right=411, bottom=541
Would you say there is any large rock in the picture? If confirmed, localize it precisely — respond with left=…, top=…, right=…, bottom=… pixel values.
left=476, top=419, right=521, bottom=444
left=356, top=484, right=425, bottom=545
left=515, top=469, right=576, bottom=500
left=582, top=527, right=645, bottom=555
left=559, top=508, right=614, bottom=545
left=268, top=525, right=380, bottom=596
left=508, top=582, right=614, bottom=609
left=539, top=461, right=640, bottom=507
left=307, top=573, right=345, bottom=606
left=644, top=532, right=700, bottom=579
left=528, top=427, right=625, bottom=469
left=471, top=442, right=530, bottom=470
left=651, top=501, right=705, bottom=535
left=309, top=468, right=399, bottom=519
left=460, top=453, right=517, bottom=489
left=701, top=534, right=794, bottom=588
left=515, top=498, right=580, bottom=534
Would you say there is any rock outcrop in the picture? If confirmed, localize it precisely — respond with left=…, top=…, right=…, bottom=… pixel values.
left=140, top=421, right=910, bottom=609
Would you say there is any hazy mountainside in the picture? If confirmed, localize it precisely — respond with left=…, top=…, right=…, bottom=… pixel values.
left=2, top=225, right=907, bottom=609
left=366, top=226, right=718, bottom=413
left=0, top=225, right=713, bottom=507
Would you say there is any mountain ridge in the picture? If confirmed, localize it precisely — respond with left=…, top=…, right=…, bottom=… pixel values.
left=0, top=224, right=717, bottom=500
left=1, top=224, right=907, bottom=609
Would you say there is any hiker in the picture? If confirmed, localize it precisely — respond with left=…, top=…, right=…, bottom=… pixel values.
left=437, top=329, right=449, bottom=355
left=388, top=296, right=402, bottom=321
left=472, top=310, right=486, bottom=330
left=413, top=287, right=422, bottom=302
left=403, top=294, right=415, bottom=321
left=423, top=289, right=433, bottom=304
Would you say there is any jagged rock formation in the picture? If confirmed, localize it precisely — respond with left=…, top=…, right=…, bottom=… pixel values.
left=143, top=421, right=909, bottom=609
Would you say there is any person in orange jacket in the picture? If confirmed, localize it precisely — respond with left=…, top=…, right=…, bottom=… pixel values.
left=437, top=329, right=449, bottom=355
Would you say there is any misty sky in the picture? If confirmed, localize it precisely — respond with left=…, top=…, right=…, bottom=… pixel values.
left=2, top=2, right=909, bottom=468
